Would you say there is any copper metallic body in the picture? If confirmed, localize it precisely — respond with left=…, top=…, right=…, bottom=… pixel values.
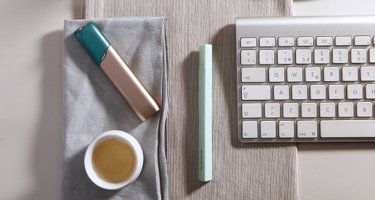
left=101, top=46, right=160, bottom=121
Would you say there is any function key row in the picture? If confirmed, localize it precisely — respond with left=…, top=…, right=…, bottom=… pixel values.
left=240, top=36, right=374, bottom=48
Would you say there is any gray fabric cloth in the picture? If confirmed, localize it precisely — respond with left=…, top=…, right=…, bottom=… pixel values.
left=62, top=17, right=168, bottom=200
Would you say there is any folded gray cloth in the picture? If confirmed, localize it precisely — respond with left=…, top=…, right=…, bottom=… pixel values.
left=62, top=17, right=168, bottom=200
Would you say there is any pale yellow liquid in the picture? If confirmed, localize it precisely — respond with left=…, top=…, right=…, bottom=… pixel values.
left=92, top=138, right=136, bottom=183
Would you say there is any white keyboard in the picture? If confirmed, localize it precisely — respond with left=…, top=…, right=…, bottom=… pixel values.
left=236, top=16, right=375, bottom=143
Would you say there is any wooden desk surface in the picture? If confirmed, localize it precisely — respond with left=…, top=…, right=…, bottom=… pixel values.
left=85, top=0, right=296, bottom=199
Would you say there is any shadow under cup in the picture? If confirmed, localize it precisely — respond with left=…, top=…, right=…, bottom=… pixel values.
left=84, top=130, right=144, bottom=190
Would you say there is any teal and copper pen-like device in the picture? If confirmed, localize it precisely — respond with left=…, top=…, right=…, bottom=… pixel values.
left=74, top=22, right=160, bottom=121
left=198, top=44, right=212, bottom=182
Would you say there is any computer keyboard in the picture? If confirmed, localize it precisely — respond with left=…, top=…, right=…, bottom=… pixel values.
left=236, top=16, right=375, bottom=143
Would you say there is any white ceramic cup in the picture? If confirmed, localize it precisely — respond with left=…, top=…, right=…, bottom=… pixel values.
left=84, top=130, right=143, bottom=190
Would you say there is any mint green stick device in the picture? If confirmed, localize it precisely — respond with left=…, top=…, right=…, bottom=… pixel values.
left=198, top=44, right=213, bottom=182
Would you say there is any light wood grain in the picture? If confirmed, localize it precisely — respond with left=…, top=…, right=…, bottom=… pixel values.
left=84, top=0, right=296, bottom=199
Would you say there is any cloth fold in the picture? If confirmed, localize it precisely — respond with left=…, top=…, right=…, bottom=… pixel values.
left=62, top=17, right=168, bottom=200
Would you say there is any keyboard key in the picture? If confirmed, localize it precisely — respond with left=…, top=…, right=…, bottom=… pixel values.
left=332, top=49, right=348, bottom=63
left=292, top=85, right=308, bottom=100
left=260, top=121, right=276, bottom=138
left=335, top=36, right=352, bottom=46
left=242, top=121, right=258, bottom=138
left=310, top=85, right=326, bottom=99
left=342, top=66, right=358, bottom=81
left=314, top=49, right=330, bottom=64
left=287, top=67, right=303, bottom=82
left=329, top=85, right=344, bottom=99
left=259, top=37, right=276, bottom=47
left=320, top=102, right=336, bottom=117
left=283, top=103, right=299, bottom=118
left=316, top=37, right=333, bottom=46
left=277, top=50, right=293, bottom=64
left=242, top=103, right=262, bottom=118
left=241, top=68, right=266, bottom=83
left=241, top=50, right=256, bottom=65
left=241, top=37, right=256, bottom=47
left=297, top=121, right=318, bottom=138
left=265, top=103, right=280, bottom=118
left=279, top=121, right=295, bottom=138
left=301, top=103, right=317, bottom=118
left=365, top=84, right=375, bottom=99
left=242, top=85, right=271, bottom=100
left=338, top=102, right=354, bottom=117
left=297, top=37, right=313, bottom=46
left=354, top=35, right=371, bottom=46
left=357, top=102, right=373, bottom=117
left=269, top=67, right=285, bottom=82
left=370, top=48, right=375, bottom=63
left=347, top=84, right=363, bottom=99
left=324, top=67, right=340, bottom=82
left=305, top=67, right=321, bottom=82
left=274, top=85, right=289, bottom=100
left=351, top=49, right=367, bottom=63
left=296, top=49, right=312, bottom=64
left=321, top=120, right=375, bottom=138
left=361, top=67, right=375, bottom=81
left=259, top=50, right=274, bottom=64
left=278, top=37, right=295, bottom=47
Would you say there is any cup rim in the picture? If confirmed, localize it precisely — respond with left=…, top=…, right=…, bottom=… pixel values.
left=84, top=130, right=144, bottom=190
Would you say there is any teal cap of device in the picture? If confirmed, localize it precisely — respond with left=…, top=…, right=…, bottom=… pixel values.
left=74, top=22, right=110, bottom=65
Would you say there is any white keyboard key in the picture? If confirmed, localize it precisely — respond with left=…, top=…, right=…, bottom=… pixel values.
left=292, top=85, right=308, bottom=100
left=241, top=68, right=266, bottom=83
left=370, top=48, right=375, bottom=63
left=259, top=37, right=276, bottom=47
left=305, top=67, right=321, bottom=82
left=278, top=37, right=295, bottom=47
left=242, top=103, right=262, bottom=118
left=274, top=85, right=289, bottom=100
left=310, top=85, right=326, bottom=100
left=324, top=67, right=340, bottom=82
left=260, top=121, right=276, bottom=138
left=241, top=50, right=256, bottom=65
left=297, top=121, right=318, bottom=138
left=357, top=102, right=373, bottom=117
left=314, top=49, right=330, bottom=64
left=242, top=85, right=271, bottom=100
left=242, top=121, right=258, bottom=138
left=296, top=49, right=312, bottom=64
left=365, top=84, right=375, bottom=99
left=347, top=84, right=363, bottom=99
left=283, top=103, right=299, bottom=118
left=321, top=120, right=375, bottom=138
left=320, top=102, right=336, bottom=117
left=279, top=121, right=295, bottom=138
left=338, top=102, right=354, bottom=117
left=342, top=66, right=358, bottom=81
left=332, top=49, right=348, bottom=63
left=361, top=67, right=375, bottom=81
left=351, top=49, right=367, bottom=63
left=287, top=67, right=303, bottom=82
left=265, top=103, right=280, bottom=118
left=301, top=103, right=317, bottom=118
left=354, top=35, right=371, bottom=46
left=335, top=36, right=352, bottom=46
left=329, top=85, right=344, bottom=99
left=316, top=37, right=333, bottom=46
left=259, top=50, right=274, bottom=64
left=277, top=50, right=293, bottom=64
left=269, top=67, right=285, bottom=82
left=241, top=37, right=256, bottom=47
left=297, top=37, right=314, bottom=46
